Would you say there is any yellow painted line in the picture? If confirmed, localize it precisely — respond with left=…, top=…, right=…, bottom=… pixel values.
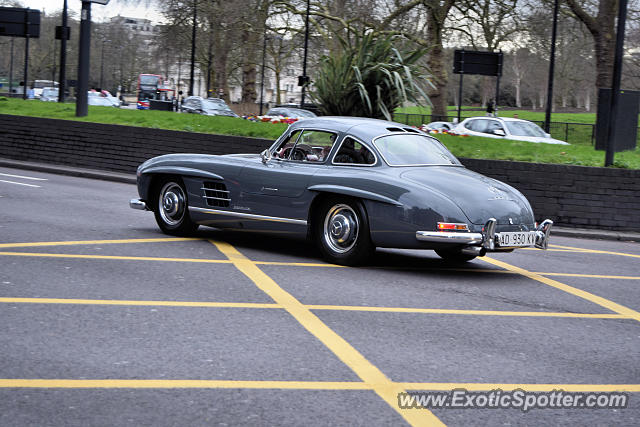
left=307, top=305, right=627, bottom=319
left=2, top=379, right=637, bottom=393
left=0, top=252, right=232, bottom=264
left=0, top=237, right=202, bottom=249
left=0, top=296, right=626, bottom=320
left=0, top=297, right=279, bottom=309
left=254, top=261, right=345, bottom=268
left=3, top=250, right=638, bottom=283
left=522, top=247, right=591, bottom=253
left=550, top=244, right=640, bottom=259
left=536, top=272, right=640, bottom=280
left=399, top=383, right=640, bottom=392
left=211, top=240, right=445, bottom=427
left=0, top=379, right=368, bottom=390
left=483, top=257, right=640, bottom=323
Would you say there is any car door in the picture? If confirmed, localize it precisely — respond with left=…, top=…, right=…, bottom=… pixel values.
left=238, top=129, right=338, bottom=219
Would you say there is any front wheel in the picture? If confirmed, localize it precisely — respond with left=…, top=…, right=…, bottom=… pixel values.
left=315, top=198, right=373, bottom=266
left=434, top=248, right=477, bottom=263
left=153, top=178, right=199, bottom=236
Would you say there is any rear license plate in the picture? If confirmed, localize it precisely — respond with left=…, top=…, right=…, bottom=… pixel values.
left=496, top=231, right=536, bottom=247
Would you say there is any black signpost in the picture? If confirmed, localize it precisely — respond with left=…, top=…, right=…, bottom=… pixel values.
left=0, top=7, right=40, bottom=99
left=453, top=50, right=503, bottom=123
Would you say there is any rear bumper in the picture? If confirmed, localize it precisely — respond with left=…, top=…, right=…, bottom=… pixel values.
left=416, top=218, right=554, bottom=252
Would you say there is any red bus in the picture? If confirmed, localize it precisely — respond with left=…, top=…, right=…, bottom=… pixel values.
left=137, top=74, right=173, bottom=109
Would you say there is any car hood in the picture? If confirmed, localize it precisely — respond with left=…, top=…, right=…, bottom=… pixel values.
left=207, top=110, right=238, bottom=117
left=400, top=167, right=534, bottom=226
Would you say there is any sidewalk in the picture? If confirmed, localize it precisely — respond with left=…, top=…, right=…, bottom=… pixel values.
left=1, top=157, right=638, bottom=243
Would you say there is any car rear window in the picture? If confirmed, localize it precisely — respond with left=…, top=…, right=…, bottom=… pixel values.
left=373, top=134, right=460, bottom=166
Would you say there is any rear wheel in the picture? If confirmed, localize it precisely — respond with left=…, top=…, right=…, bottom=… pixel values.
left=315, top=197, right=373, bottom=266
left=153, top=178, right=199, bottom=236
left=434, top=248, right=477, bottom=263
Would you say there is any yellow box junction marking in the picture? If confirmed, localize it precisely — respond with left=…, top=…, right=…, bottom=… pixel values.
left=1, top=379, right=638, bottom=393
left=483, top=257, right=640, bottom=323
left=0, top=296, right=627, bottom=319
left=550, top=244, right=640, bottom=259
left=0, top=237, right=202, bottom=249
left=210, top=240, right=446, bottom=427
left=0, top=251, right=232, bottom=264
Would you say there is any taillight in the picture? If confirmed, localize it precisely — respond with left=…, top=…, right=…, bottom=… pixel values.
left=437, top=222, right=469, bottom=231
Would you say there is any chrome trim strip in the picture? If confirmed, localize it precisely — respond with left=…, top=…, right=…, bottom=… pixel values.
left=200, top=187, right=229, bottom=193
left=129, top=198, right=148, bottom=211
left=189, top=206, right=307, bottom=225
left=415, top=231, right=483, bottom=244
left=202, top=195, right=232, bottom=201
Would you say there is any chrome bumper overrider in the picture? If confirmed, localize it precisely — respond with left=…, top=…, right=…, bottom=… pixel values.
left=129, top=198, right=148, bottom=210
left=416, top=218, right=554, bottom=251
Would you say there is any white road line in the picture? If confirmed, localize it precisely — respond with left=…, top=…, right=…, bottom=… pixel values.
left=0, top=179, right=41, bottom=188
left=0, top=172, right=48, bottom=181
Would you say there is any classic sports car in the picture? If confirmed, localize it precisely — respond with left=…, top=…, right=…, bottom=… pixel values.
left=130, top=117, right=553, bottom=265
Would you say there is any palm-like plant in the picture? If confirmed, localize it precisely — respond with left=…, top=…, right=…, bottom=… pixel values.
left=310, top=32, right=432, bottom=120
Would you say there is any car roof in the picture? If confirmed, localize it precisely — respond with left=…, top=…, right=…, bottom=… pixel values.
left=288, top=116, right=423, bottom=140
left=463, top=116, right=530, bottom=123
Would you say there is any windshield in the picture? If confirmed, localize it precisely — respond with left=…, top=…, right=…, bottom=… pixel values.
left=505, top=121, right=547, bottom=137
left=288, top=109, right=316, bottom=118
left=139, top=75, right=159, bottom=86
left=202, top=99, right=229, bottom=111
left=373, top=134, right=460, bottom=166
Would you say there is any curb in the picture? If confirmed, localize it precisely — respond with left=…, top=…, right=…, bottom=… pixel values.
left=0, top=158, right=136, bottom=185
left=552, top=227, right=640, bottom=243
left=1, top=157, right=638, bottom=243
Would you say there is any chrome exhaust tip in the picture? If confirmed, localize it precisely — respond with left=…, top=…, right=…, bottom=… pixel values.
left=129, top=198, right=148, bottom=210
left=461, top=246, right=487, bottom=257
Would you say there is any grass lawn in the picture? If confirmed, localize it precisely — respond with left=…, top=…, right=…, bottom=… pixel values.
left=1, top=98, right=638, bottom=169
left=0, top=98, right=288, bottom=139
left=432, top=133, right=640, bottom=169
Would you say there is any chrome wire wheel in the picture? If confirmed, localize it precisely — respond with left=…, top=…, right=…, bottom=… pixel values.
left=323, top=204, right=359, bottom=254
left=158, top=182, right=187, bottom=226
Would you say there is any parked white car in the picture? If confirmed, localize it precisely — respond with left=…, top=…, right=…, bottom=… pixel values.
left=452, top=117, right=569, bottom=145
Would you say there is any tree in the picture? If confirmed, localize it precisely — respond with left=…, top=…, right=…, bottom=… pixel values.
left=311, top=32, right=430, bottom=119
left=565, top=0, right=617, bottom=93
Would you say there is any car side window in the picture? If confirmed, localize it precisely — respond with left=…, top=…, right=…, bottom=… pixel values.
left=291, top=130, right=338, bottom=163
left=273, top=130, right=302, bottom=159
left=334, top=137, right=376, bottom=165
left=486, top=120, right=504, bottom=135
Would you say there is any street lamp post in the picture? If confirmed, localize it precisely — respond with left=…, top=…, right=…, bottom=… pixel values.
left=260, top=30, right=267, bottom=115
left=189, top=0, right=197, bottom=96
left=76, top=0, right=110, bottom=117
left=543, top=0, right=559, bottom=133
left=58, top=0, right=68, bottom=103
left=299, top=0, right=310, bottom=109
left=605, top=0, right=629, bottom=167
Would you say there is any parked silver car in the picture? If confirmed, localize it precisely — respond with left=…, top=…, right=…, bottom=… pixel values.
left=453, top=117, right=569, bottom=145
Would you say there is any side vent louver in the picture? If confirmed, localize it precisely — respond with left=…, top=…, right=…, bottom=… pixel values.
left=202, top=181, right=231, bottom=207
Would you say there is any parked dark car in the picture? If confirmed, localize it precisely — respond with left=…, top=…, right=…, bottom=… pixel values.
left=130, top=117, right=553, bottom=265
left=265, top=107, right=317, bottom=119
left=181, top=96, right=239, bottom=117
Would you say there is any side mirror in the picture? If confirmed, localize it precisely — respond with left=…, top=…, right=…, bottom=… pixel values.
left=544, top=132, right=551, bottom=138
left=260, top=149, right=272, bottom=164
left=493, top=129, right=506, bottom=136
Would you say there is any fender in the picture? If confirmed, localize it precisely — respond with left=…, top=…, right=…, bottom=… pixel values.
left=307, top=184, right=401, bottom=206
left=141, top=166, right=224, bottom=181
